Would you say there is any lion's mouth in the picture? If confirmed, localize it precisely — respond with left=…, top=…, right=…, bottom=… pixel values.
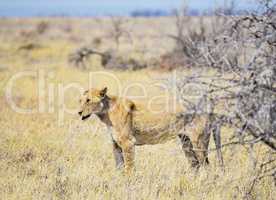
left=81, top=114, right=91, bottom=121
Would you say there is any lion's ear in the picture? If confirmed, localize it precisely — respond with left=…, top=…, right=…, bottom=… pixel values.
left=100, top=87, right=108, bottom=97
left=129, top=102, right=136, bottom=111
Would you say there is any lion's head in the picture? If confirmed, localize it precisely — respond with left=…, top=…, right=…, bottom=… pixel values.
left=78, top=87, right=108, bottom=120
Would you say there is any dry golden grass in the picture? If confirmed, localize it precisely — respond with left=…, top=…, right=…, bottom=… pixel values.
left=0, top=18, right=275, bottom=200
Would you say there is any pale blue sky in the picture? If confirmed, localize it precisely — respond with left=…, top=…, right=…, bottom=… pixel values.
left=0, top=0, right=258, bottom=17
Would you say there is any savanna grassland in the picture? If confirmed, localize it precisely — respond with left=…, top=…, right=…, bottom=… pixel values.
left=0, top=17, right=275, bottom=200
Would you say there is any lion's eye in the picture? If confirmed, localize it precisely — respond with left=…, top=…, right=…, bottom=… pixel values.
left=86, top=99, right=90, bottom=103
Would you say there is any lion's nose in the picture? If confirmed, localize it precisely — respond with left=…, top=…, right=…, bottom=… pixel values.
left=78, top=111, right=83, bottom=116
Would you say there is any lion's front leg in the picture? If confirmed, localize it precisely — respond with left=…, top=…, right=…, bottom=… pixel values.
left=120, top=139, right=135, bottom=174
left=112, top=140, right=124, bottom=169
left=112, top=128, right=136, bottom=174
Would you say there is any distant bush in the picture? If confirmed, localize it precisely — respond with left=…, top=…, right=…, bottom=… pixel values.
left=131, top=9, right=169, bottom=17
left=36, top=21, right=50, bottom=35
left=68, top=47, right=147, bottom=71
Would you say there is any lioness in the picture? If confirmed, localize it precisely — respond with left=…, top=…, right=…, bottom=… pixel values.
left=79, top=87, right=220, bottom=172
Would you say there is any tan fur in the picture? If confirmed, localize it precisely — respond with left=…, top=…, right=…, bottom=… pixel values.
left=79, top=88, right=212, bottom=173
